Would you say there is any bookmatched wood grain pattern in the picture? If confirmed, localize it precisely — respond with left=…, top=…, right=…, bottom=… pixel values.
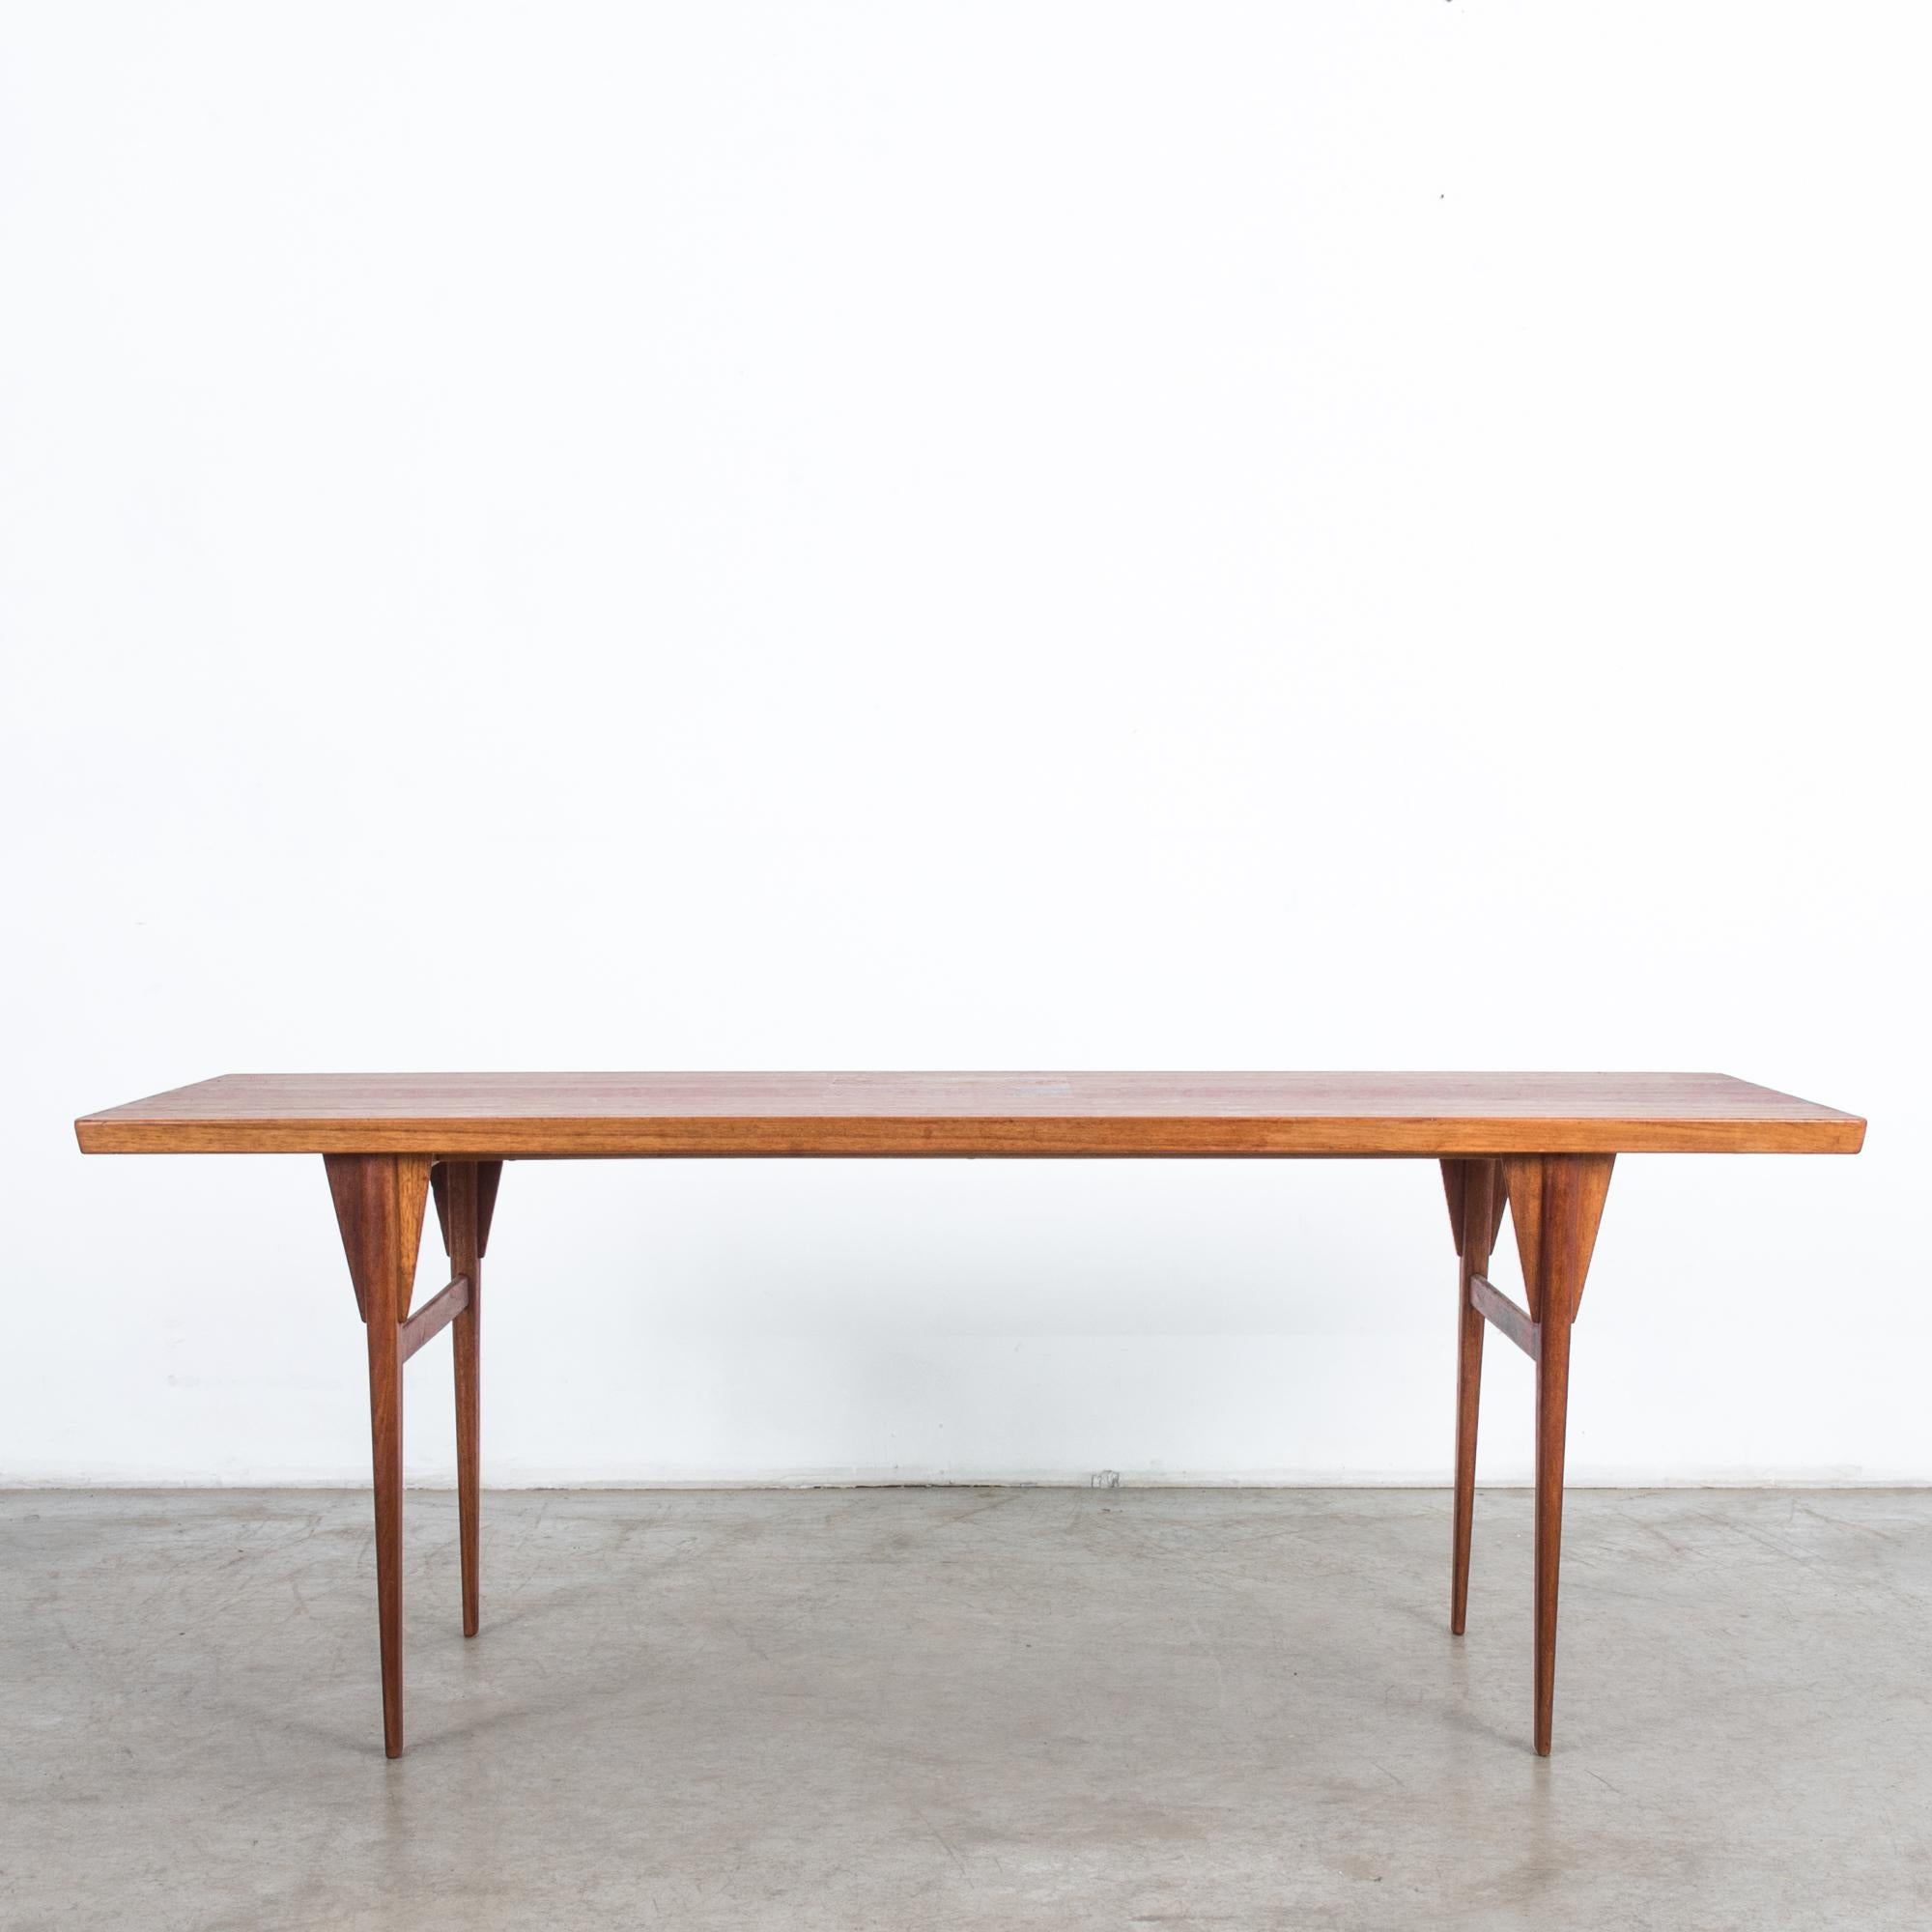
left=74, top=1070, right=1866, bottom=1156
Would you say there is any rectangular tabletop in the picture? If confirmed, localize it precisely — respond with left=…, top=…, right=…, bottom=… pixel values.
left=74, top=1071, right=1865, bottom=1158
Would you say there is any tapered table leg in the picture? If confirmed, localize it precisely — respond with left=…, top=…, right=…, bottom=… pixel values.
left=433, top=1160, right=499, bottom=1640
left=1501, top=1152, right=1612, bottom=1756
left=1451, top=1299, right=1483, bottom=1632
left=1533, top=1293, right=1572, bottom=1754
left=454, top=1263, right=481, bottom=1638
left=366, top=1268, right=406, bottom=1755
left=327, top=1153, right=431, bottom=1759
left=1442, top=1159, right=1504, bottom=1634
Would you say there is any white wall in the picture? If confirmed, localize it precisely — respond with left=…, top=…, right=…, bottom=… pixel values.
left=3, top=3, right=1925, bottom=1487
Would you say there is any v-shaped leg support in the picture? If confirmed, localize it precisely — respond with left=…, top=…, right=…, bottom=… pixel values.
left=327, top=1153, right=504, bottom=1755
left=1442, top=1152, right=1613, bottom=1755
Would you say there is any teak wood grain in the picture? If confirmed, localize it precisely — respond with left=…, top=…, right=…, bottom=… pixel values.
left=71, top=1071, right=1865, bottom=1761
left=74, top=1070, right=1865, bottom=1157
left=324, top=1152, right=430, bottom=1758
left=1505, top=1152, right=1616, bottom=1756
left=433, top=1160, right=496, bottom=1641
left=1442, top=1157, right=1503, bottom=1638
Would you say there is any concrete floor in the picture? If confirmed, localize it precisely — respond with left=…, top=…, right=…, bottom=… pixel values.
left=2, top=1490, right=1928, bottom=1931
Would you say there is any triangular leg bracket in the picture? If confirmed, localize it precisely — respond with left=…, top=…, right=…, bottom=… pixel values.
left=1499, top=1153, right=1613, bottom=1328
left=326, top=1153, right=433, bottom=1322
left=431, top=1160, right=504, bottom=1260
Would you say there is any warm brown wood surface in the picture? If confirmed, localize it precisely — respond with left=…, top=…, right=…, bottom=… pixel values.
left=73, top=1080, right=1866, bottom=1759
left=1442, top=1156, right=1503, bottom=1638
left=397, top=1274, right=470, bottom=1365
left=1466, top=1272, right=1537, bottom=1362
left=324, top=1152, right=430, bottom=1758
left=1506, top=1152, right=1616, bottom=1757
left=74, top=1071, right=1864, bottom=1157
left=434, top=1159, right=497, bottom=1643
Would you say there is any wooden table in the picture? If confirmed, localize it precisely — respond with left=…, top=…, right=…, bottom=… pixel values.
left=74, top=1071, right=1863, bottom=1759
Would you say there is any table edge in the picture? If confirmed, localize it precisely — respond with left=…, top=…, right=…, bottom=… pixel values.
left=73, top=1114, right=1868, bottom=1156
